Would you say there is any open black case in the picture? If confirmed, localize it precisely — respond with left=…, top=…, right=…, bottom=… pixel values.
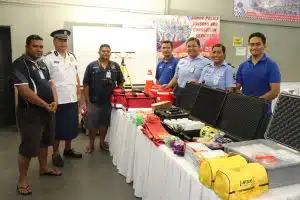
left=224, top=93, right=300, bottom=188
left=181, top=86, right=269, bottom=142
left=216, top=93, right=269, bottom=141
left=180, top=85, right=228, bottom=140
left=155, top=82, right=201, bottom=120
left=156, top=83, right=202, bottom=139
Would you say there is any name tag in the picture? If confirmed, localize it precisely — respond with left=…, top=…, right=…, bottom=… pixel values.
left=106, top=70, right=111, bottom=79
left=39, top=70, right=45, bottom=79
left=190, top=66, right=195, bottom=73
left=213, top=73, right=220, bottom=85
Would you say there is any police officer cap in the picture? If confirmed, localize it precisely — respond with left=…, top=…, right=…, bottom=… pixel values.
left=50, top=29, right=71, bottom=39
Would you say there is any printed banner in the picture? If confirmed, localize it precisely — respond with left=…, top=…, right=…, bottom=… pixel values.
left=155, top=16, right=220, bottom=58
left=234, top=0, right=300, bottom=21
left=124, top=15, right=220, bottom=58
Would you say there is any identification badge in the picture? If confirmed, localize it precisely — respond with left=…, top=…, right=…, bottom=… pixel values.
left=213, top=73, right=220, bottom=85
left=38, top=70, right=45, bottom=79
left=190, top=66, right=195, bottom=73
left=106, top=70, right=111, bottom=79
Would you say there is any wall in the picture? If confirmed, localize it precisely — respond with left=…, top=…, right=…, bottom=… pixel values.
left=169, top=0, right=300, bottom=82
left=1, top=0, right=300, bottom=82
left=220, top=21, right=300, bottom=81
left=0, top=0, right=164, bottom=60
left=169, top=0, right=300, bottom=27
left=1, top=0, right=165, bottom=13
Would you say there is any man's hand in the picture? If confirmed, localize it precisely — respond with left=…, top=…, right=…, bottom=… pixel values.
left=49, top=102, right=58, bottom=113
left=44, top=103, right=53, bottom=113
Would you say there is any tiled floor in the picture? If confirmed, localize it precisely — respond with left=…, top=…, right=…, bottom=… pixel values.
left=0, top=127, right=139, bottom=200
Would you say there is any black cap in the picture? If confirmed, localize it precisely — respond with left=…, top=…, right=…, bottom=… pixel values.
left=50, top=29, right=71, bottom=39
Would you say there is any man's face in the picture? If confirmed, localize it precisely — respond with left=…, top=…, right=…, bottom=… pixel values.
left=249, top=37, right=266, bottom=57
left=161, top=43, right=173, bottom=58
left=187, top=40, right=200, bottom=58
left=53, top=38, right=68, bottom=52
left=99, top=47, right=111, bottom=60
left=211, top=46, right=225, bottom=64
left=26, top=39, right=43, bottom=60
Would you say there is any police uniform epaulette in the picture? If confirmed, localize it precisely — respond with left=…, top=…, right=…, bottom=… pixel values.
left=180, top=55, right=188, bottom=59
left=227, top=63, right=235, bottom=68
left=44, top=51, right=52, bottom=56
left=68, top=51, right=77, bottom=60
left=205, top=63, right=212, bottom=67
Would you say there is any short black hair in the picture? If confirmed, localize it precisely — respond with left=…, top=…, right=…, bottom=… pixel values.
left=212, top=43, right=226, bottom=54
left=248, top=32, right=266, bottom=44
left=162, top=40, right=173, bottom=48
left=26, top=34, right=43, bottom=45
left=99, top=44, right=111, bottom=50
left=186, top=37, right=200, bottom=47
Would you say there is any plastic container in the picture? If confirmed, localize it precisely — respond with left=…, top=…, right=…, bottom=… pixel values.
left=224, top=93, right=300, bottom=188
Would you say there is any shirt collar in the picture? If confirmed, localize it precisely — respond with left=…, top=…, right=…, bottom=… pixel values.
left=187, top=54, right=205, bottom=61
left=22, top=54, right=38, bottom=63
left=54, top=50, right=69, bottom=59
left=211, top=61, right=227, bottom=68
left=162, top=56, right=174, bottom=63
left=248, top=53, right=268, bottom=63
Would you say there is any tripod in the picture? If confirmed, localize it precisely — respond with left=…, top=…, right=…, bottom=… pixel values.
left=120, top=57, right=133, bottom=89
left=112, top=51, right=135, bottom=89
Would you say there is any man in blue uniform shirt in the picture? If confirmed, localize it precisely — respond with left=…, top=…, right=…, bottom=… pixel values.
left=162, top=37, right=211, bottom=106
left=236, top=32, right=281, bottom=112
left=83, top=44, right=124, bottom=153
left=155, top=41, right=178, bottom=85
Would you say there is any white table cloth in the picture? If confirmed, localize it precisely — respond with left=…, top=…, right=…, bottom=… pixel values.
left=107, top=109, right=300, bottom=200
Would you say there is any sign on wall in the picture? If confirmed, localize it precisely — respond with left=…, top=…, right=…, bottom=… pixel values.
left=124, top=15, right=220, bottom=58
left=234, top=0, right=300, bottom=21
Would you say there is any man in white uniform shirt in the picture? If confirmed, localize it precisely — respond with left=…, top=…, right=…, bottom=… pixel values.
left=43, top=29, right=82, bottom=167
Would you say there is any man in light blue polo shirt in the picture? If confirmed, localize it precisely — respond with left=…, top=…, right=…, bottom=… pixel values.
left=236, top=32, right=281, bottom=113
left=162, top=37, right=211, bottom=105
left=155, top=41, right=178, bottom=85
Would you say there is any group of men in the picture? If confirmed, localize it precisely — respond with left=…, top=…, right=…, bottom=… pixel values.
left=13, top=29, right=124, bottom=195
left=156, top=32, right=281, bottom=112
left=12, top=29, right=280, bottom=196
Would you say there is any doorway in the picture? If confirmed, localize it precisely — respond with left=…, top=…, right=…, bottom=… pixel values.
left=0, top=26, right=14, bottom=127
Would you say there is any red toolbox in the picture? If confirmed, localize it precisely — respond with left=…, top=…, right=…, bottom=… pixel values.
left=111, top=88, right=131, bottom=109
left=111, top=89, right=156, bottom=109
left=148, top=85, right=175, bottom=103
left=156, top=88, right=175, bottom=103
left=123, top=93, right=156, bottom=110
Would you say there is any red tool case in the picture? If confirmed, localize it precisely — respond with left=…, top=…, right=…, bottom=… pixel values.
left=111, top=89, right=156, bottom=109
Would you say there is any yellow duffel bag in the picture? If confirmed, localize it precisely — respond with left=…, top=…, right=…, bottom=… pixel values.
left=199, top=155, right=247, bottom=188
left=214, top=163, right=269, bottom=200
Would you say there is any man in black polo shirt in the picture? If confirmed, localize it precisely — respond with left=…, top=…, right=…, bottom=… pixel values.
left=83, top=44, right=124, bottom=153
left=12, top=35, right=62, bottom=196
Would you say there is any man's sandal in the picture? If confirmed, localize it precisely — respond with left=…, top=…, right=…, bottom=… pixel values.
left=17, top=185, right=32, bottom=196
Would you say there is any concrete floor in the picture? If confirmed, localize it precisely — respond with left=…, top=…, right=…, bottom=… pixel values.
left=0, top=127, right=139, bottom=200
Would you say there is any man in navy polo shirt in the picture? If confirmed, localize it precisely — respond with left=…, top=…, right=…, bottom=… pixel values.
left=236, top=32, right=281, bottom=113
left=155, top=41, right=178, bottom=85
